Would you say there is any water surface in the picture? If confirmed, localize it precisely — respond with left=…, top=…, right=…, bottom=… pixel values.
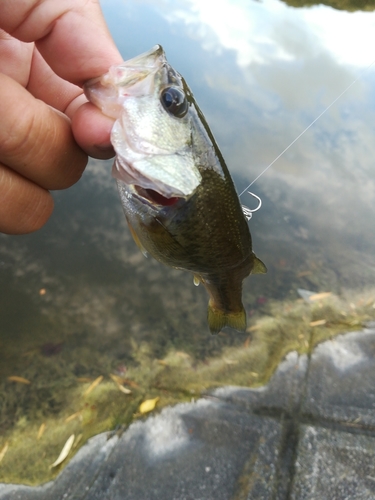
left=1, top=0, right=375, bottom=484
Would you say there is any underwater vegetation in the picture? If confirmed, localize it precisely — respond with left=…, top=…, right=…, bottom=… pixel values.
left=0, top=288, right=374, bottom=485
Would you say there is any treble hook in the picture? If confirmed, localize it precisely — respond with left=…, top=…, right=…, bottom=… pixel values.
left=241, top=191, right=262, bottom=221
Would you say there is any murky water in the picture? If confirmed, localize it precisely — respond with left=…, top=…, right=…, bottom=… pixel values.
left=1, top=0, right=375, bottom=485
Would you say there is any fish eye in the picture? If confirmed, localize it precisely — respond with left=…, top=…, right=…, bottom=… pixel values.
left=160, top=86, right=188, bottom=118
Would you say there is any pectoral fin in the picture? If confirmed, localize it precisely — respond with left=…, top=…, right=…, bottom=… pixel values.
left=252, top=255, right=267, bottom=274
left=127, top=216, right=192, bottom=268
left=126, top=218, right=148, bottom=257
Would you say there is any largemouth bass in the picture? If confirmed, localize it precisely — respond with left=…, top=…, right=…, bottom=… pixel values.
left=84, top=45, right=266, bottom=334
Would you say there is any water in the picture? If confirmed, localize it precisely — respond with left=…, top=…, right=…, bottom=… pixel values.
left=1, top=0, right=375, bottom=485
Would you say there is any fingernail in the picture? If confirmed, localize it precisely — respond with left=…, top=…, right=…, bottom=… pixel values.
left=95, top=143, right=113, bottom=151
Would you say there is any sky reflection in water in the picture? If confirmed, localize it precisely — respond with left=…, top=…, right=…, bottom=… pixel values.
left=100, top=0, right=375, bottom=289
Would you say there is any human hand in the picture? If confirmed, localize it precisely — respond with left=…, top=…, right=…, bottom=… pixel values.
left=0, top=0, right=122, bottom=234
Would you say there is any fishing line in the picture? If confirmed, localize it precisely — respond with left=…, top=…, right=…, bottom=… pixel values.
left=239, top=57, right=375, bottom=199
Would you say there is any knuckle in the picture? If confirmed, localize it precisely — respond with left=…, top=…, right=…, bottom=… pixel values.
left=1, top=105, right=36, bottom=158
left=0, top=165, right=54, bottom=234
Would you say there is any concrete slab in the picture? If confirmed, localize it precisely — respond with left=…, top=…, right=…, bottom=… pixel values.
left=0, top=400, right=282, bottom=500
left=291, top=425, right=375, bottom=500
left=302, top=326, right=375, bottom=426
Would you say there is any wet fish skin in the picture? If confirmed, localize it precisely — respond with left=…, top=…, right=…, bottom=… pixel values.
left=85, top=45, right=266, bottom=334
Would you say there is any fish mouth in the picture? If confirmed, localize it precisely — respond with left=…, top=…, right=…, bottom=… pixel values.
left=132, top=185, right=181, bottom=207
left=84, top=45, right=166, bottom=119
left=112, top=156, right=191, bottom=206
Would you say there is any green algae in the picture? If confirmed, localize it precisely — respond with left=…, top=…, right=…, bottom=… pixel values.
left=0, top=288, right=373, bottom=486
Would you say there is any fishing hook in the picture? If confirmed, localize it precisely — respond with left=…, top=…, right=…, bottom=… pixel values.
left=241, top=191, right=262, bottom=221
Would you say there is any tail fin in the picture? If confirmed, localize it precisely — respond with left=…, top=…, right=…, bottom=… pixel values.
left=207, top=302, right=247, bottom=335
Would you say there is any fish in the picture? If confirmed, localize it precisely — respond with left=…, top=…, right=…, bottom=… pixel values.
left=84, top=45, right=266, bottom=334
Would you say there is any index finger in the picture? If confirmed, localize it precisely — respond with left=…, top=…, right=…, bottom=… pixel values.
left=0, top=0, right=123, bottom=86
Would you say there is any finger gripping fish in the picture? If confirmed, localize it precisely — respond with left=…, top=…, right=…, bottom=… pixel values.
left=84, top=45, right=266, bottom=334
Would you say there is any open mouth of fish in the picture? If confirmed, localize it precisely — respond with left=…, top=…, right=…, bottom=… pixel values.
left=132, top=185, right=180, bottom=207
